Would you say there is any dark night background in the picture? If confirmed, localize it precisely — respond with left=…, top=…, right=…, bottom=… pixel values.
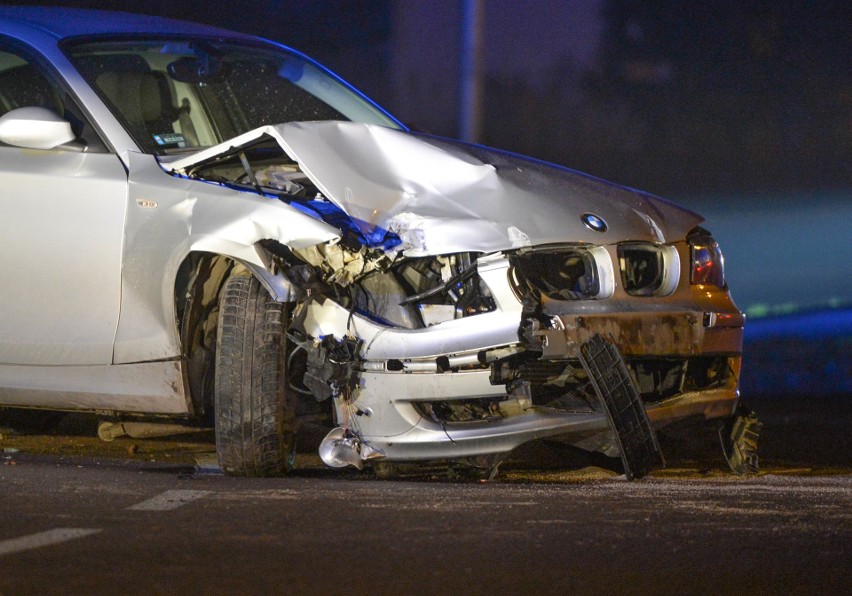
left=7, top=0, right=848, bottom=197
left=3, top=1, right=851, bottom=395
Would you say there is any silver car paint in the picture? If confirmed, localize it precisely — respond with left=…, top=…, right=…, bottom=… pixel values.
left=0, top=360, right=190, bottom=414
left=171, top=121, right=705, bottom=256
left=0, top=146, right=127, bottom=366
left=0, top=146, right=338, bottom=410
left=0, top=106, right=76, bottom=149
left=114, top=152, right=340, bottom=364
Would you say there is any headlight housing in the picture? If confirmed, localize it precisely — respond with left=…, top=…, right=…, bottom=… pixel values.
left=688, top=227, right=725, bottom=288
left=509, top=245, right=602, bottom=301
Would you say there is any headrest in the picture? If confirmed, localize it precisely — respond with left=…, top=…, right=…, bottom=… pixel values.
left=96, top=70, right=176, bottom=126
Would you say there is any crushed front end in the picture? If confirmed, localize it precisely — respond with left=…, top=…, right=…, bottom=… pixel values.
left=289, top=236, right=743, bottom=470
left=166, top=121, right=747, bottom=475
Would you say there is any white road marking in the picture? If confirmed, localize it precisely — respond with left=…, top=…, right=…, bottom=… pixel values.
left=0, top=528, right=101, bottom=557
left=127, top=489, right=211, bottom=511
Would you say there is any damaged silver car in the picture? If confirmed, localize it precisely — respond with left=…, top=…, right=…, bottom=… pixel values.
left=0, top=7, right=759, bottom=478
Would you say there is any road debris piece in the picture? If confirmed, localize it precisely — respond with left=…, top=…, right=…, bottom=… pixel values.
left=579, top=334, right=665, bottom=480
left=97, top=421, right=207, bottom=442
left=720, top=405, right=762, bottom=475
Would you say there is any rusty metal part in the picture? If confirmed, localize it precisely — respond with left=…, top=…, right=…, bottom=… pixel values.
left=535, top=311, right=744, bottom=358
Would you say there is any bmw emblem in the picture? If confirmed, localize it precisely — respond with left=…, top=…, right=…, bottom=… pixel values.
left=581, top=213, right=607, bottom=233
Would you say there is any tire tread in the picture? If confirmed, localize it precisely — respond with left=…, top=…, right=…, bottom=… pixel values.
left=214, top=274, right=295, bottom=476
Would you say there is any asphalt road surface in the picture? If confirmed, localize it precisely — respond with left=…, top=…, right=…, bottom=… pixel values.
left=1, top=394, right=850, bottom=595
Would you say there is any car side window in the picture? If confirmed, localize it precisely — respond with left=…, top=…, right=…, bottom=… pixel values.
left=0, top=42, right=108, bottom=152
left=0, top=50, right=63, bottom=116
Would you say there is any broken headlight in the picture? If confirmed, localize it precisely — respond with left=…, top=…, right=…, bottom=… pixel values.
left=509, top=246, right=600, bottom=301
left=618, top=243, right=665, bottom=296
left=688, top=228, right=725, bottom=288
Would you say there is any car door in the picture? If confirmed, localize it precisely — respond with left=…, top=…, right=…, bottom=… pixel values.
left=0, top=42, right=127, bottom=366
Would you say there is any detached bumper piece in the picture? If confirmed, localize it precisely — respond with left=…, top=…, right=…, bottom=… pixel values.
left=579, top=334, right=665, bottom=479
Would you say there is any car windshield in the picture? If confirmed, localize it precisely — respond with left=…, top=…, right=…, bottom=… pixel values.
left=64, top=38, right=400, bottom=154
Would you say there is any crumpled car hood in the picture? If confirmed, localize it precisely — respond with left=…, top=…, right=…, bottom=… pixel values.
left=168, top=121, right=703, bottom=255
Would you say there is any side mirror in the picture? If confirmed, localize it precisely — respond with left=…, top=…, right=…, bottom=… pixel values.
left=0, top=106, right=76, bottom=150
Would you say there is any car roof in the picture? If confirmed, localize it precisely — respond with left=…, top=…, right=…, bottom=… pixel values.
left=0, top=6, right=250, bottom=41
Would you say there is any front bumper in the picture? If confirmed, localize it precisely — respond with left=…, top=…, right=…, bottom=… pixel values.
left=302, top=254, right=744, bottom=463
left=346, top=365, right=738, bottom=462
left=331, top=308, right=742, bottom=462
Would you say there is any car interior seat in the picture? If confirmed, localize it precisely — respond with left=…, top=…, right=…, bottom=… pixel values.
left=76, top=53, right=195, bottom=151
left=96, top=69, right=182, bottom=149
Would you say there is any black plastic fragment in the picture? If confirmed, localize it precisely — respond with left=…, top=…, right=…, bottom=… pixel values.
left=720, top=403, right=762, bottom=475
left=579, top=334, right=665, bottom=480
left=299, top=334, right=363, bottom=401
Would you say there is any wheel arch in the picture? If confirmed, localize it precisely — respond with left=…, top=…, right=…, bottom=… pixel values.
left=172, top=243, right=296, bottom=417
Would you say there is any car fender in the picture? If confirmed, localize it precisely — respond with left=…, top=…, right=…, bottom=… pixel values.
left=112, top=152, right=340, bottom=364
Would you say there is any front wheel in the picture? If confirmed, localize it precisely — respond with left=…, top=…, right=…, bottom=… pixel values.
left=214, top=273, right=296, bottom=476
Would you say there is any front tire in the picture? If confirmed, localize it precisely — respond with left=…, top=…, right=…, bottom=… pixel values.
left=214, top=273, right=296, bottom=476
